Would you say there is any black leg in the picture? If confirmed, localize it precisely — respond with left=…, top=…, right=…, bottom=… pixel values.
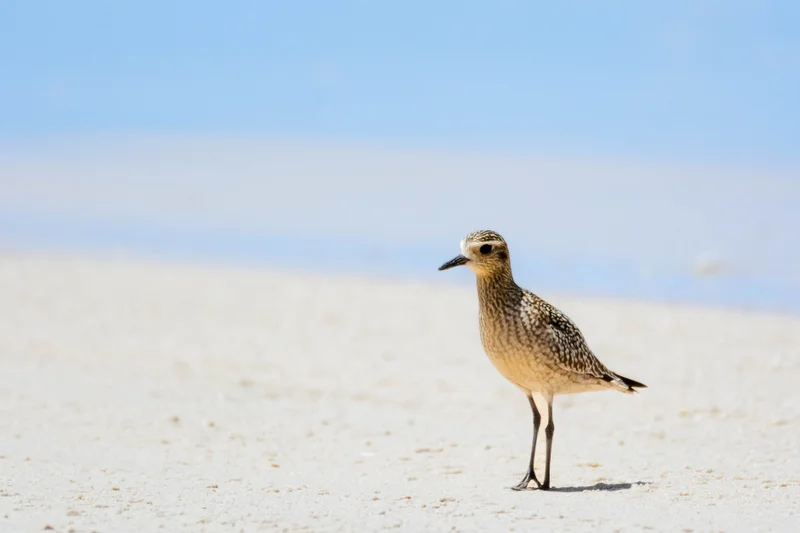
left=541, top=399, right=555, bottom=490
left=512, top=394, right=543, bottom=491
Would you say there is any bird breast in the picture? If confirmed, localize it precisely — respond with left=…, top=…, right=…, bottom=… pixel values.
left=477, top=304, right=557, bottom=388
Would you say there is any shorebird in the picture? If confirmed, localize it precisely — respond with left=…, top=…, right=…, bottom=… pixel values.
left=438, top=230, right=645, bottom=490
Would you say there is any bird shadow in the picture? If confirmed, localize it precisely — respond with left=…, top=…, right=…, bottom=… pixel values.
left=549, top=481, right=650, bottom=493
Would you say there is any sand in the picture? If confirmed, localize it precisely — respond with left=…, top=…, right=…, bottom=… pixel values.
left=1, top=255, right=798, bottom=532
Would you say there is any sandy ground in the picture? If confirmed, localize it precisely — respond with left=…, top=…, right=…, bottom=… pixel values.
left=1, top=255, right=798, bottom=532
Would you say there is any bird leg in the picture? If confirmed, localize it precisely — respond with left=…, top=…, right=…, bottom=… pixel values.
left=512, top=394, right=543, bottom=490
left=541, top=399, right=555, bottom=490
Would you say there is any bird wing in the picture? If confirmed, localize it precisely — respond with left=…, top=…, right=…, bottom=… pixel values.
left=535, top=301, right=614, bottom=381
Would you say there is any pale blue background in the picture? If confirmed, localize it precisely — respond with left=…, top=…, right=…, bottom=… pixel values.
left=2, top=0, right=798, bottom=165
left=1, top=1, right=799, bottom=312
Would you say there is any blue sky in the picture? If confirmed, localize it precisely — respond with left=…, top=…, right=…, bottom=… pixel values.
left=1, top=0, right=798, bottom=166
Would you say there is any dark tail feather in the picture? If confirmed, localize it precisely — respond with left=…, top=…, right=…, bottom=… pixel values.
left=615, top=373, right=647, bottom=392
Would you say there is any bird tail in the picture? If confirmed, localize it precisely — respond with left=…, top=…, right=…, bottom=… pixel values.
left=605, top=372, right=647, bottom=393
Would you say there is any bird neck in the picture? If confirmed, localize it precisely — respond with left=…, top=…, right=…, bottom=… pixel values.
left=476, top=268, right=519, bottom=305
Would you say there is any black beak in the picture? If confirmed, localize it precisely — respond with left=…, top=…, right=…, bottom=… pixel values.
left=438, top=254, right=469, bottom=271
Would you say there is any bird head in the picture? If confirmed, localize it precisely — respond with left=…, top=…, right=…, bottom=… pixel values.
left=438, top=230, right=511, bottom=277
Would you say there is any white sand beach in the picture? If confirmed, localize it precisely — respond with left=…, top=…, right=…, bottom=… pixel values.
left=1, top=255, right=798, bottom=532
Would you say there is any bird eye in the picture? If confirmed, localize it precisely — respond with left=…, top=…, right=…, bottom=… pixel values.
left=480, top=244, right=492, bottom=255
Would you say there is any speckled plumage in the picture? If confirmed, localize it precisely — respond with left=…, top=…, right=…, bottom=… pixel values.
left=439, top=229, right=645, bottom=490
left=476, top=265, right=632, bottom=396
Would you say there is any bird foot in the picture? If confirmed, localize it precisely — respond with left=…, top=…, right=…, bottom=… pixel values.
left=511, top=475, right=542, bottom=491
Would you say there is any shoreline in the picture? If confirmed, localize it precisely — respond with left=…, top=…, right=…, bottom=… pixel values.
left=2, top=213, right=799, bottom=316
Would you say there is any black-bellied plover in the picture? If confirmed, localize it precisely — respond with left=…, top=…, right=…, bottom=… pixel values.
left=438, top=229, right=646, bottom=490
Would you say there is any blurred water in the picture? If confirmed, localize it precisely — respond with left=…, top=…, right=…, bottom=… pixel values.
left=1, top=137, right=799, bottom=313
